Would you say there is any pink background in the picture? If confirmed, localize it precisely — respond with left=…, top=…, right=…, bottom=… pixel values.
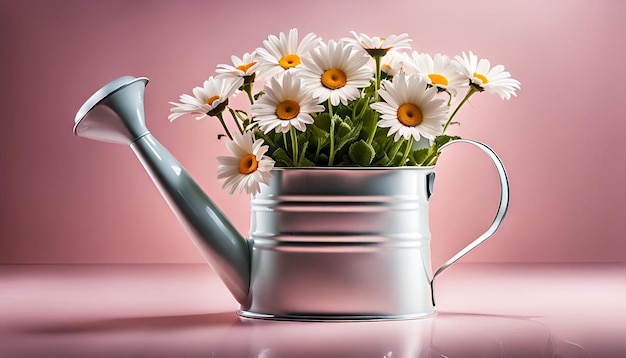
left=1, top=0, right=625, bottom=265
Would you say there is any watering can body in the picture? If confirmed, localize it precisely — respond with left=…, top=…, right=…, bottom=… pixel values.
left=245, top=167, right=437, bottom=320
left=73, top=76, right=509, bottom=321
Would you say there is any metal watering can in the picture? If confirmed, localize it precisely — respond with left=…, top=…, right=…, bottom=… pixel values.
left=73, top=76, right=509, bottom=321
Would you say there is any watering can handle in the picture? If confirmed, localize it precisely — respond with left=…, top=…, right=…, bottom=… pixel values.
left=430, top=139, right=510, bottom=305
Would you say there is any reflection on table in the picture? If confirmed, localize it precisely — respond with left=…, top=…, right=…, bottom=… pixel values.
left=1, top=263, right=623, bottom=357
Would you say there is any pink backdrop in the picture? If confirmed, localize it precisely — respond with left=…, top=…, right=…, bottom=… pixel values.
left=1, top=0, right=625, bottom=265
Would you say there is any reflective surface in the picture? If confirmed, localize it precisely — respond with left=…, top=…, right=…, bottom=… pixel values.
left=74, top=75, right=251, bottom=306
left=1, top=263, right=624, bottom=357
left=249, top=167, right=438, bottom=319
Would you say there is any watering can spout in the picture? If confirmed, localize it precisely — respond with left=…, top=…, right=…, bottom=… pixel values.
left=73, top=76, right=251, bottom=305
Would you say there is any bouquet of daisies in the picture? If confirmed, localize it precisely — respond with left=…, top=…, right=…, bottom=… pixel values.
left=168, top=29, right=520, bottom=195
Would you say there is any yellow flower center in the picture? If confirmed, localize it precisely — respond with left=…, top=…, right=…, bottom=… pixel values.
left=321, top=68, right=347, bottom=90
left=397, top=103, right=423, bottom=127
left=205, top=95, right=220, bottom=105
left=279, top=54, right=301, bottom=70
left=473, top=72, right=489, bottom=84
left=428, top=73, right=449, bottom=86
left=239, top=154, right=258, bottom=175
left=236, top=61, right=256, bottom=73
left=275, top=99, right=300, bottom=120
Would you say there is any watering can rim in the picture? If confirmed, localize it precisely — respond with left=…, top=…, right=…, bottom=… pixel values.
left=268, top=166, right=436, bottom=171
left=73, top=76, right=149, bottom=135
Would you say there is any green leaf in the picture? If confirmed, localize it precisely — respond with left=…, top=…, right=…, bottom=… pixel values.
left=255, top=130, right=277, bottom=148
left=309, top=124, right=329, bottom=141
left=314, top=113, right=332, bottom=131
left=337, top=121, right=352, bottom=138
left=373, top=153, right=391, bottom=166
left=433, top=135, right=460, bottom=148
left=335, top=121, right=362, bottom=152
left=348, top=140, right=375, bottom=166
left=334, top=104, right=352, bottom=119
left=253, top=91, right=265, bottom=100
left=300, top=156, right=315, bottom=167
left=361, top=108, right=377, bottom=128
left=272, top=148, right=294, bottom=167
left=411, top=148, right=430, bottom=165
left=352, top=97, right=370, bottom=119
left=296, top=130, right=310, bottom=147
left=297, top=140, right=310, bottom=166
left=390, top=150, right=405, bottom=166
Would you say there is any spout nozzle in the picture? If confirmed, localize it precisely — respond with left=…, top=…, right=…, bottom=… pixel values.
left=74, top=76, right=150, bottom=145
left=73, top=76, right=252, bottom=306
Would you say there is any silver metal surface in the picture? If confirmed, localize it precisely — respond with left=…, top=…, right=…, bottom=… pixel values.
left=430, top=139, right=510, bottom=304
left=130, top=134, right=251, bottom=305
left=74, top=76, right=150, bottom=144
left=73, top=76, right=251, bottom=306
left=245, top=167, right=437, bottom=319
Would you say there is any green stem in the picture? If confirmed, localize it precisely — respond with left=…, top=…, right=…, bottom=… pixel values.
left=443, top=87, right=477, bottom=134
left=356, top=97, right=369, bottom=119
left=283, top=132, right=289, bottom=152
left=366, top=55, right=383, bottom=145
left=363, top=89, right=377, bottom=146
left=328, top=99, right=336, bottom=166
left=315, top=138, right=322, bottom=163
left=290, top=126, right=299, bottom=166
left=374, top=55, right=382, bottom=102
left=388, top=139, right=403, bottom=165
left=244, top=83, right=254, bottom=105
left=328, top=97, right=334, bottom=118
left=216, top=113, right=233, bottom=140
left=426, top=153, right=441, bottom=167
left=228, top=107, right=244, bottom=134
left=399, top=137, right=414, bottom=166
left=367, top=111, right=378, bottom=145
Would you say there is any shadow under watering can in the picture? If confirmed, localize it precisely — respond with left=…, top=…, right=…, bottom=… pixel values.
left=73, top=76, right=509, bottom=321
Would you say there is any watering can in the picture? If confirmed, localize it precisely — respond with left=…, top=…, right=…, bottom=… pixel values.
left=73, top=76, right=509, bottom=321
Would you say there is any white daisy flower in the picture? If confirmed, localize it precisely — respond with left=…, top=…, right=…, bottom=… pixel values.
left=168, top=76, right=243, bottom=121
left=379, top=51, right=411, bottom=77
left=255, top=28, right=322, bottom=79
left=217, top=131, right=275, bottom=195
left=251, top=72, right=324, bottom=134
left=454, top=51, right=521, bottom=100
left=215, top=52, right=259, bottom=82
left=343, top=31, right=412, bottom=57
left=404, top=52, right=467, bottom=95
left=371, top=73, right=448, bottom=142
left=297, top=40, right=373, bottom=106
